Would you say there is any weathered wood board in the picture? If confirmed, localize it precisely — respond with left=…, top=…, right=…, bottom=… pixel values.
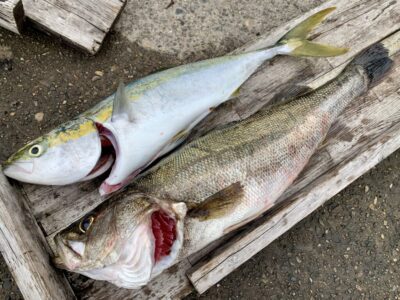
left=0, top=169, right=76, bottom=300
left=65, top=36, right=400, bottom=299
left=0, top=0, right=23, bottom=34
left=21, top=0, right=126, bottom=54
left=22, top=0, right=400, bottom=239
left=0, top=0, right=397, bottom=298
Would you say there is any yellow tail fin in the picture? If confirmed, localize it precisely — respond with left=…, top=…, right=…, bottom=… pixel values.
left=278, top=7, right=349, bottom=57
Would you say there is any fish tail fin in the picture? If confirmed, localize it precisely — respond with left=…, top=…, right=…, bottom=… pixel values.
left=348, top=42, right=393, bottom=86
left=277, top=7, right=348, bottom=57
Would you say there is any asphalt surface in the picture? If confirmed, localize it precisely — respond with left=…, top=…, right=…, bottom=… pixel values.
left=1, top=1, right=400, bottom=299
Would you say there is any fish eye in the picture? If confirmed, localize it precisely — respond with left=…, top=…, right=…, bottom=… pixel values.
left=79, top=215, right=94, bottom=233
left=28, top=145, right=44, bottom=157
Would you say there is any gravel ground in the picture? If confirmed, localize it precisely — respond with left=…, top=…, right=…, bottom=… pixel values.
left=1, top=1, right=399, bottom=299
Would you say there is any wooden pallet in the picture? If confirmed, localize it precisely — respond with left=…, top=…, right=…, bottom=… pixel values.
left=21, top=0, right=126, bottom=54
left=0, top=0, right=400, bottom=299
left=0, top=0, right=126, bottom=54
left=0, top=0, right=24, bottom=34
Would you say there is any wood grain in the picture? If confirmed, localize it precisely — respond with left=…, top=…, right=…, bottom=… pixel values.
left=21, top=0, right=126, bottom=54
left=0, top=0, right=23, bottom=34
left=23, top=0, right=400, bottom=239
left=186, top=56, right=400, bottom=292
left=0, top=167, right=76, bottom=300
left=12, top=0, right=400, bottom=298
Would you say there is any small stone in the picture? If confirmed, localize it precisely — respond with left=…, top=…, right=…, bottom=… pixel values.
left=92, top=75, right=101, bottom=82
left=384, top=220, right=388, bottom=226
left=296, top=257, right=302, bottom=263
left=9, top=112, right=15, bottom=116
left=356, top=284, right=362, bottom=291
left=35, top=112, right=44, bottom=122
left=95, top=70, right=104, bottom=77
left=175, top=8, right=184, bottom=14
left=390, top=183, right=393, bottom=189
left=261, top=273, right=268, bottom=284
left=364, top=185, right=369, bottom=193
left=374, top=197, right=378, bottom=205
left=62, top=100, right=67, bottom=105
left=381, top=234, right=385, bottom=239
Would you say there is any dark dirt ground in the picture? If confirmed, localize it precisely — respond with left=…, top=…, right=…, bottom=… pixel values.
left=1, top=17, right=400, bottom=300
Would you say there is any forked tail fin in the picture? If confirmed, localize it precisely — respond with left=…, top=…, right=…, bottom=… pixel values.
left=278, top=7, right=349, bottom=57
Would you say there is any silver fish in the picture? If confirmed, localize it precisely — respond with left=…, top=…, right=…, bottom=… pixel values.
left=53, top=42, right=393, bottom=289
left=3, top=8, right=347, bottom=195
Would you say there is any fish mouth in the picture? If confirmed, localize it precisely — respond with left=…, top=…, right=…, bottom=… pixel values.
left=3, top=161, right=34, bottom=177
left=53, top=235, right=84, bottom=271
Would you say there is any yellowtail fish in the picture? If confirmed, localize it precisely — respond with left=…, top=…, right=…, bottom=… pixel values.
left=3, top=8, right=347, bottom=195
left=53, top=42, right=393, bottom=289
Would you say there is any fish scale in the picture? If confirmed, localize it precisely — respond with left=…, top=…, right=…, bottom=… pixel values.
left=131, top=65, right=368, bottom=256
left=54, top=42, right=393, bottom=290
left=4, top=8, right=347, bottom=195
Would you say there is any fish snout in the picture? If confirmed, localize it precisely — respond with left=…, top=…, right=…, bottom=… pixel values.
left=3, top=161, right=34, bottom=179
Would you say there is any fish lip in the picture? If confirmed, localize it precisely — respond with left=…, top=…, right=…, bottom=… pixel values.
left=54, top=234, right=84, bottom=270
left=3, top=161, right=34, bottom=177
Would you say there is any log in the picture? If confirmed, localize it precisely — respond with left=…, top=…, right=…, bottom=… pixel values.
left=23, top=0, right=400, bottom=239
left=21, top=0, right=126, bottom=54
left=0, top=167, right=76, bottom=300
left=0, top=0, right=24, bottom=34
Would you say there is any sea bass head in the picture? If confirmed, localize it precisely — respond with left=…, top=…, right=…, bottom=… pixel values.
left=2, top=117, right=113, bottom=185
left=53, top=193, right=186, bottom=289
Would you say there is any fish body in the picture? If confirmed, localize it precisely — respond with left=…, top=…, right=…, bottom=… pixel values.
left=53, top=43, right=393, bottom=289
left=3, top=8, right=347, bottom=195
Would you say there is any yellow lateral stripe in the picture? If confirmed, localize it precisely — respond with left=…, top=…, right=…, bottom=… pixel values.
left=48, top=120, right=97, bottom=147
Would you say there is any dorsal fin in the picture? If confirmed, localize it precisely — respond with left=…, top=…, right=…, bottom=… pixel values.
left=188, top=182, right=244, bottom=221
left=112, top=81, right=134, bottom=122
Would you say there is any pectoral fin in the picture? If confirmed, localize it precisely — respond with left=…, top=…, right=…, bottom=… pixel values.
left=188, top=182, right=244, bottom=221
left=112, top=81, right=135, bottom=122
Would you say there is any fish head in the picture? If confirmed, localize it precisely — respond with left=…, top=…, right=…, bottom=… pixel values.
left=2, top=118, right=110, bottom=185
left=53, top=193, right=187, bottom=289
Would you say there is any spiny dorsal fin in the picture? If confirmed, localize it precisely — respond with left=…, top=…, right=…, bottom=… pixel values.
left=188, top=182, right=244, bottom=221
left=112, top=81, right=135, bottom=122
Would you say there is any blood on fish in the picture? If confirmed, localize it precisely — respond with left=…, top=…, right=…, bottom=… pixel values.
left=151, top=211, right=177, bottom=262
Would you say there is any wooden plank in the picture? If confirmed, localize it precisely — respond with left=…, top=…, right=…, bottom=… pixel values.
left=21, top=0, right=126, bottom=54
left=0, top=0, right=23, bottom=34
left=0, top=168, right=76, bottom=300
left=77, top=259, right=193, bottom=300
left=22, top=0, right=400, bottom=239
left=187, top=122, right=400, bottom=293
left=79, top=28, right=400, bottom=300
left=186, top=40, right=400, bottom=294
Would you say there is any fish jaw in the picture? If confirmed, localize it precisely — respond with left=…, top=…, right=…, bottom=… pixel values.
left=53, top=195, right=187, bottom=289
